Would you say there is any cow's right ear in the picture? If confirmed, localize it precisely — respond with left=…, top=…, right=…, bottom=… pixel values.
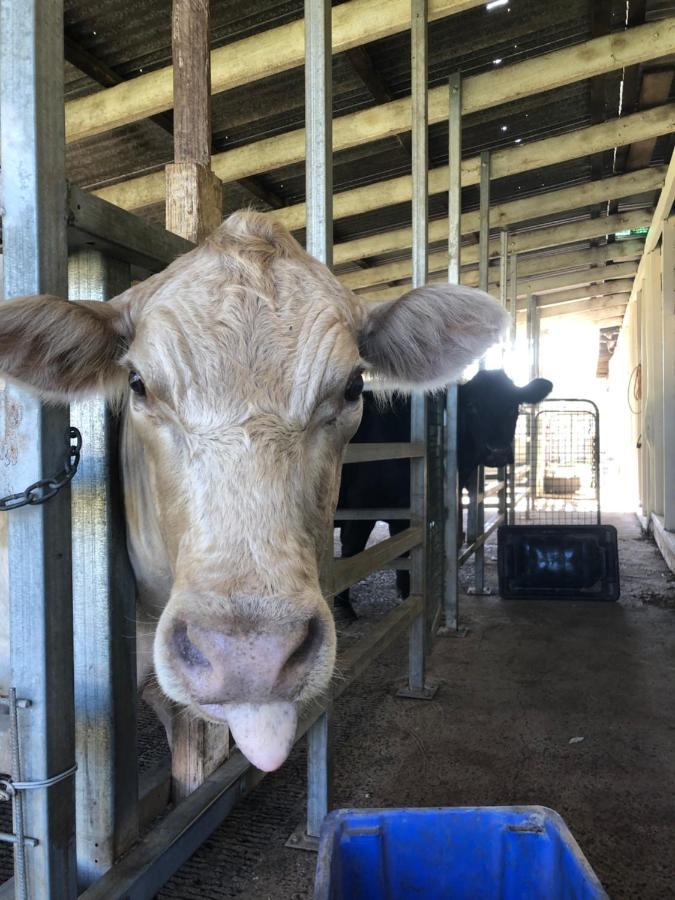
left=518, top=378, right=553, bottom=404
left=0, top=292, right=132, bottom=402
left=357, top=283, right=508, bottom=391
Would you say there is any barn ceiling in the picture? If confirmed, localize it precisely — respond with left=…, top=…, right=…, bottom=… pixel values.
left=7, top=0, right=675, bottom=333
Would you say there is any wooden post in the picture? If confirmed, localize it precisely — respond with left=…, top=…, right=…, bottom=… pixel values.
left=166, top=0, right=223, bottom=244
left=165, top=0, right=227, bottom=803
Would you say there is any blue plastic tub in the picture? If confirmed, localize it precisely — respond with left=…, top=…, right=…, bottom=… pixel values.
left=314, top=806, right=607, bottom=900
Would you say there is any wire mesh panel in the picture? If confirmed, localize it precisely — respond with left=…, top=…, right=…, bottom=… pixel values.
left=514, top=399, right=601, bottom=525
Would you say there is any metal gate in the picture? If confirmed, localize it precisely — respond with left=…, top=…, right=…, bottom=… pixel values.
left=513, top=399, right=601, bottom=526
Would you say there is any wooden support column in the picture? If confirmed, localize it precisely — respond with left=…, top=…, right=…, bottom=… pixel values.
left=165, top=0, right=223, bottom=244
left=165, top=0, right=227, bottom=803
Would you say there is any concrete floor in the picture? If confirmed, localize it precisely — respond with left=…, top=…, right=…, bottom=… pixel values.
left=158, top=514, right=675, bottom=900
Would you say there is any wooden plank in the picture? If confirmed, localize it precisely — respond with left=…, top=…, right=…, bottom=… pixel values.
left=209, top=21, right=675, bottom=186
left=626, top=71, right=675, bottom=172
left=67, top=184, right=194, bottom=270
left=342, top=238, right=644, bottom=292
left=165, top=162, right=223, bottom=243
left=65, top=0, right=483, bottom=144
left=529, top=279, right=635, bottom=308
left=92, top=56, right=675, bottom=211
left=166, top=0, right=227, bottom=805
left=172, top=0, right=210, bottom=165
left=660, top=219, right=675, bottom=531
left=272, top=108, right=673, bottom=236
left=344, top=441, right=425, bottom=463
left=331, top=526, right=423, bottom=594
left=365, top=256, right=641, bottom=304
left=540, top=296, right=629, bottom=318
left=333, top=167, right=663, bottom=268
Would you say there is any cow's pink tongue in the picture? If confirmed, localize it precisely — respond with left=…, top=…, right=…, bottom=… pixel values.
left=202, top=701, right=298, bottom=772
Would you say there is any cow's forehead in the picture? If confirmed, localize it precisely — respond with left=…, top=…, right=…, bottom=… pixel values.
left=126, top=233, right=363, bottom=423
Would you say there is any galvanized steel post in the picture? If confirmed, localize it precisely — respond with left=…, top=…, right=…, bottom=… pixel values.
left=69, top=251, right=138, bottom=885
left=508, top=251, right=518, bottom=522
left=442, top=71, right=462, bottom=632
left=468, top=151, right=491, bottom=595
left=398, top=0, right=436, bottom=699
left=0, top=0, right=78, bottom=896
left=526, top=294, right=539, bottom=519
left=498, top=231, right=509, bottom=525
left=302, top=0, right=333, bottom=845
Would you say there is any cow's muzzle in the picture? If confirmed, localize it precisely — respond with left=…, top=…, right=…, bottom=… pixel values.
left=153, top=592, right=335, bottom=770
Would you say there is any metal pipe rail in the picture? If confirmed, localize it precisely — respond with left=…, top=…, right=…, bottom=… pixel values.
left=458, top=514, right=505, bottom=567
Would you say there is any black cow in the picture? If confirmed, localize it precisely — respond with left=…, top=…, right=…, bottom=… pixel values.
left=336, top=369, right=552, bottom=613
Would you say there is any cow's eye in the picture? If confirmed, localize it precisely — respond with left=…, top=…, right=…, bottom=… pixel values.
left=129, top=372, right=146, bottom=397
left=344, top=371, right=364, bottom=402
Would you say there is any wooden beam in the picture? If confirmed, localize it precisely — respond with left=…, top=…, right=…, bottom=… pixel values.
left=211, top=20, right=675, bottom=186
left=65, top=0, right=485, bottom=144
left=64, top=33, right=175, bottom=136
left=165, top=0, right=227, bottom=802
left=91, top=27, right=675, bottom=211
left=542, top=307, right=627, bottom=324
left=265, top=109, right=673, bottom=235
left=342, top=237, right=644, bottom=292
left=539, top=296, right=631, bottom=318
left=65, top=30, right=275, bottom=211
left=626, top=71, right=675, bottom=171
left=332, top=167, right=663, bottom=268
left=363, top=259, right=640, bottom=302
left=533, top=280, right=634, bottom=308
left=345, top=46, right=411, bottom=157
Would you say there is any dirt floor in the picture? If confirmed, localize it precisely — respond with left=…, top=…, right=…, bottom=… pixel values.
left=0, top=514, right=670, bottom=896
left=155, top=513, right=675, bottom=900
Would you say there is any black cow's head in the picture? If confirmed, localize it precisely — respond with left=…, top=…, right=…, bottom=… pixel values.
left=459, top=369, right=553, bottom=471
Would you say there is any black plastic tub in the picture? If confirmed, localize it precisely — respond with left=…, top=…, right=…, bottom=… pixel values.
left=497, top=525, right=620, bottom=601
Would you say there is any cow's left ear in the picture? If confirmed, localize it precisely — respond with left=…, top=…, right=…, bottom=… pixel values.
left=358, top=284, right=508, bottom=391
left=517, top=378, right=553, bottom=404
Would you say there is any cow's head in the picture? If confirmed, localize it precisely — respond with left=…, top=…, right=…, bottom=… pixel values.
left=460, top=368, right=553, bottom=470
left=0, top=211, right=507, bottom=769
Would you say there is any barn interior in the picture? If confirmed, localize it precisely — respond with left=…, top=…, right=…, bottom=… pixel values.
left=1, top=0, right=674, bottom=898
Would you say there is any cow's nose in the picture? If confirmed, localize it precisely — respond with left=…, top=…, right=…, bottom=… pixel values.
left=170, top=614, right=322, bottom=704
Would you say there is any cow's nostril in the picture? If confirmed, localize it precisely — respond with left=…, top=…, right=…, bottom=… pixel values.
left=281, top=616, right=322, bottom=679
left=173, top=621, right=210, bottom=668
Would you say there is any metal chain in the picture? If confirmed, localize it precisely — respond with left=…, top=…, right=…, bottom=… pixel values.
left=0, top=427, right=82, bottom=512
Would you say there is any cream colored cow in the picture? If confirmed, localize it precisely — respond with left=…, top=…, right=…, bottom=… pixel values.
left=0, top=211, right=506, bottom=770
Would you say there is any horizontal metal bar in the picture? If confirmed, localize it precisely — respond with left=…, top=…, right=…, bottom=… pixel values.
left=67, top=185, right=194, bottom=273
left=458, top=514, right=505, bottom=567
left=343, top=442, right=424, bottom=464
left=331, top=525, right=423, bottom=594
left=0, top=832, right=38, bottom=848
left=80, top=594, right=422, bottom=900
left=334, top=508, right=410, bottom=521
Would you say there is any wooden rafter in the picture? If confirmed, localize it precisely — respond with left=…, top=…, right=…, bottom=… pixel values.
left=90, top=23, right=675, bottom=211
left=65, top=0, right=486, bottom=144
